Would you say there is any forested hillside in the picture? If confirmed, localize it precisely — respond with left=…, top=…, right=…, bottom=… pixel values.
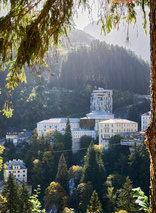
left=83, top=12, right=150, bottom=61
left=0, top=85, right=150, bottom=132
left=44, top=40, right=150, bottom=94
left=0, top=30, right=150, bottom=130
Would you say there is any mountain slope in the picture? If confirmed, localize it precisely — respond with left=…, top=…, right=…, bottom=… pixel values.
left=46, top=39, right=150, bottom=94
left=83, top=13, right=150, bottom=61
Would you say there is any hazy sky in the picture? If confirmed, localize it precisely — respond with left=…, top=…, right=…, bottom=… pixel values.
left=73, top=1, right=98, bottom=30
left=74, top=9, right=97, bottom=30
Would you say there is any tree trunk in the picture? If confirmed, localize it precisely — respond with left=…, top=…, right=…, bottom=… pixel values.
left=145, top=0, right=156, bottom=212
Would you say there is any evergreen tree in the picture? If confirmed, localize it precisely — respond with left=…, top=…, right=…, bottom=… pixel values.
left=81, top=142, right=106, bottom=200
left=19, top=180, right=32, bottom=213
left=64, top=117, right=72, bottom=167
left=128, top=142, right=150, bottom=195
left=116, top=176, right=139, bottom=213
left=64, top=117, right=72, bottom=150
left=55, top=153, right=69, bottom=194
left=86, top=190, right=103, bottom=213
left=0, top=173, right=20, bottom=213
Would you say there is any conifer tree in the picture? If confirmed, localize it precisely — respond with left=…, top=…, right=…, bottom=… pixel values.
left=0, top=173, right=20, bottom=213
left=81, top=141, right=106, bottom=200
left=64, top=117, right=72, bottom=166
left=55, top=153, right=69, bottom=194
left=86, top=190, right=103, bottom=213
left=116, top=176, right=139, bottom=213
left=19, top=180, right=32, bottom=213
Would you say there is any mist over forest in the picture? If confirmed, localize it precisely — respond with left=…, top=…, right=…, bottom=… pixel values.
left=0, top=29, right=150, bottom=131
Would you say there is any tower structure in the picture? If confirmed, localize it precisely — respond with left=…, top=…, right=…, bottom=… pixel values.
left=90, top=88, right=113, bottom=113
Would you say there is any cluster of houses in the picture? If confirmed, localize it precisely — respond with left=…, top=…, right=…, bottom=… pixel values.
left=0, top=88, right=150, bottom=192
left=0, top=129, right=32, bottom=147
left=37, top=88, right=149, bottom=152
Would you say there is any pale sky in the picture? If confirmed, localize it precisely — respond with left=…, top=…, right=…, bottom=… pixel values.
left=73, top=10, right=97, bottom=30
left=73, top=1, right=98, bottom=30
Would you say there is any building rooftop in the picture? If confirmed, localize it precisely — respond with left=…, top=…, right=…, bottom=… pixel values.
left=37, top=118, right=80, bottom=124
left=141, top=111, right=151, bottom=116
left=99, top=119, right=137, bottom=124
left=84, top=111, right=114, bottom=119
left=5, top=159, right=26, bottom=170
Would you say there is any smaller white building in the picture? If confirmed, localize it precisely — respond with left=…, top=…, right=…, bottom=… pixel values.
left=99, top=119, right=138, bottom=149
left=4, top=159, right=27, bottom=182
left=141, top=111, right=150, bottom=131
left=37, top=118, right=80, bottom=136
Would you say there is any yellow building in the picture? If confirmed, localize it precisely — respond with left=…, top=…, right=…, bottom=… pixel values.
left=99, top=119, right=138, bottom=149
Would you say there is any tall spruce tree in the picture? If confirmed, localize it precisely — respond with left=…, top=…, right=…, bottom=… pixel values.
left=86, top=190, right=103, bottom=213
left=0, top=173, right=20, bottom=213
left=64, top=117, right=72, bottom=167
left=116, top=176, right=139, bottom=213
left=19, top=180, right=32, bottom=213
left=81, top=141, right=106, bottom=200
left=55, top=153, right=69, bottom=194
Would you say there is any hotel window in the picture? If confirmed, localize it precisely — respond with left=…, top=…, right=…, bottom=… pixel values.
left=18, top=171, right=20, bottom=173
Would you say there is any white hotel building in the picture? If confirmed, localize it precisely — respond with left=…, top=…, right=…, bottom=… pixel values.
left=37, top=118, right=80, bottom=136
left=80, top=88, right=114, bottom=134
left=37, top=118, right=95, bottom=153
left=37, top=88, right=138, bottom=151
left=99, top=119, right=138, bottom=149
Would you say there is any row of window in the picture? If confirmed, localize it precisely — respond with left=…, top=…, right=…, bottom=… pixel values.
left=101, top=123, right=136, bottom=127
left=142, top=117, right=150, bottom=120
left=14, top=166, right=20, bottom=169
left=14, top=174, right=25, bottom=178
left=9, top=170, right=25, bottom=173
left=142, top=121, right=149, bottom=124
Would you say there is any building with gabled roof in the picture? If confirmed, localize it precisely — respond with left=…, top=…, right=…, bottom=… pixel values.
left=4, top=159, right=27, bottom=182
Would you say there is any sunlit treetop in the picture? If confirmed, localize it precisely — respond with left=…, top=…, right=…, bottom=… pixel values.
left=0, top=0, right=149, bottom=117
